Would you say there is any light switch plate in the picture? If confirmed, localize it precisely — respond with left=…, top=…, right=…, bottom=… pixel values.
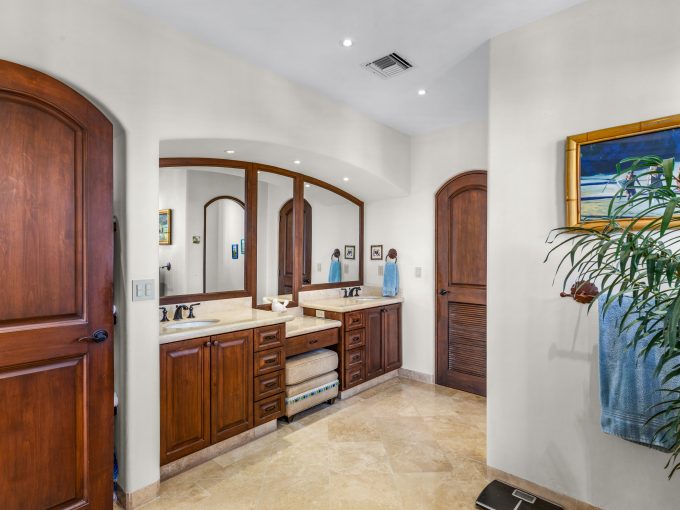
left=132, top=279, right=155, bottom=301
left=415, top=267, right=422, bottom=278
left=378, top=265, right=384, bottom=276
left=315, top=310, right=325, bottom=319
left=317, top=263, right=322, bottom=272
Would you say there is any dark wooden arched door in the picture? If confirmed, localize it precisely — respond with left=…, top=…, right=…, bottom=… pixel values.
left=278, top=199, right=312, bottom=294
left=435, top=171, right=487, bottom=396
left=0, top=60, right=113, bottom=508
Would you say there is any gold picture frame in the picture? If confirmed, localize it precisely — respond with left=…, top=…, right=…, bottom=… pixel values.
left=159, top=209, right=172, bottom=245
left=566, top=113, right=680, bottom=229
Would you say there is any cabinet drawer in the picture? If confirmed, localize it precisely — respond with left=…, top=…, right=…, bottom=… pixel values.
left=254, top=347, right=284, bottom=376
left=344, top=329, right=365, bottom=350
left=345, top=365, right=365, bottom=388
left=345, top=310, right=365, bottom=330
left=286, top=328, right=339, bottom=357
left=254, top=370, right=285, bottom=401
left=254, top=324, right=285, bottom=352
left=254, top=392, right=284, bottom=426
left=346, top=347, right=364, bottom=368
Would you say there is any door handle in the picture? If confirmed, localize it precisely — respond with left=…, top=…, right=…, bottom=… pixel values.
left=439, top=289, right=449, bottom=296
left=78, top=329, right=109, bottom=343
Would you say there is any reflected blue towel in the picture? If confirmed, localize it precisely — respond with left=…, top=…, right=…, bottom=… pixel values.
left=599, top=294, right=678, bottom=449
left=328, top=259, right=341, bottom=283
left=382, top=261, right=399, bottom=297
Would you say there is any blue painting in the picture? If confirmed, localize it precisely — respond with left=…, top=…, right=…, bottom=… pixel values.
left=231, top=244, right=239, bottom=260
left=580, top=128, right=680, bottom=220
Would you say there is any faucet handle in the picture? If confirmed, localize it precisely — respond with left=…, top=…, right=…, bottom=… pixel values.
left=188, top=303, right=200, bottom=319
left=342, top=288, right=349, bottom=298
left=159, top=307, right=169, bottom=322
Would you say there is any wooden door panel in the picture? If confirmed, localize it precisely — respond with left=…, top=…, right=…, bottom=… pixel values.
left=0, top=60, right=113, bottom=508
left=436, top=171, right=487, bottom=396
left=0, top=357, right=86, bottom=510
left=160, top=338, right=211, bottom=465
left=383, top=305, right=402, bottom=372
left=278, top=199, right=312, bottom=292
left=211, top=330, right=253, bottom=443
left=365, top=307, right=384, bottom=380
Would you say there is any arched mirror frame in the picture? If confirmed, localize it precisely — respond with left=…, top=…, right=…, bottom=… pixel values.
left=159, top=157, right=364, bottom=307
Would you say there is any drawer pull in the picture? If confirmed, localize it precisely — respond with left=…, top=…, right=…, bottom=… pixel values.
left=212, top=340, right=218, bottom=346
left=351, top=373, right=360, bottom=381
left=204, top=341, right=211, bottom=347
left=351, top=318, right=359, bottom=323
left=264, top=358, right=277, bottom=364
left=351, top=335, right=360, bottom=343
left=262, top=404, right=277, bottom=412
left=264, top=381, right=277, bottom=388
left=351, top=354, right=360, bottom=362
left=264, top=334, right=277, bottom=341
left=309, top=339, right=319, bottom=344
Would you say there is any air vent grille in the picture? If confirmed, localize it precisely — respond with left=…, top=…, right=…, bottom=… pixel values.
left=364, top=52, right=413, bottom=79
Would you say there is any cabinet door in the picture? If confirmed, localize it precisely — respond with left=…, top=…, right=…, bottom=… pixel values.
left=211, top=330, right=253, bottom=444
left=365, top=307, right=385, bottom=380
left=383, top=304, right=402, bottom=372
left=160, top=337, right=211, bottom=465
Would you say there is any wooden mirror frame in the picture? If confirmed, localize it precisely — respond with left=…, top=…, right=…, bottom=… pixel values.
left=159, top=158, right=364, bottom=307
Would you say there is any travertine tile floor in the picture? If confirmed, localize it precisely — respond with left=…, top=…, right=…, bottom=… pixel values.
left=130, top=377, right=487, bottom=509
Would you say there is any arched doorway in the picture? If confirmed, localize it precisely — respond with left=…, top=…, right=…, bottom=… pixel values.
left=435, top=170, right=487, bottom=396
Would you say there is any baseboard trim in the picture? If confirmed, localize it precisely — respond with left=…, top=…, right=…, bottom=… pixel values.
left=160, top=420, right=277, bottom=481
left=398, top=367, right=434, bottom=384
left=338, top=369, right=399, bottom=399
left=486, top=467, right=601, bottom=510
left=115, top=480, right=159, bottom=509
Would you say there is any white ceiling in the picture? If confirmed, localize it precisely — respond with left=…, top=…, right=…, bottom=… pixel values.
left=126, top=0, right=586, bottom=134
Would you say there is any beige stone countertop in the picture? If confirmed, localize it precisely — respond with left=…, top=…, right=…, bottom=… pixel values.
left=159, top=309, right=294, bottom=344
left=285, top=315, right=342, bottom=338
left=299, top=296, right=404, bottom=313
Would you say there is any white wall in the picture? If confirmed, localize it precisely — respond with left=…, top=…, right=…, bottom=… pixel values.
left=487, top=0, right=680, bottom=507
left=0, top=0, right=410, bottom=493
left=364, top=118, right=489, bottom=376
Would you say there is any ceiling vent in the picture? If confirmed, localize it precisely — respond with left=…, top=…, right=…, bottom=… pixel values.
left=364, top=52, right=413, bottom=79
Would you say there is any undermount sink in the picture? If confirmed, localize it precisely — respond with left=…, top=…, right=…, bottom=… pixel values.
left=352, top=296, right=382, bottom=301
left=163, top=319, right=219, bottom=330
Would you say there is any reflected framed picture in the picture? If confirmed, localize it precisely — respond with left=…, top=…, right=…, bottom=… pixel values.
left=232, top=244, right=239, bottom=259
left=344, top=245, right=355, bottom=260
left=159, top=209, right=171, bottom=245
left=241, top=238, right=245, bottom=254
left=566, top=113, right=680, bottom=229
left=370, top=244, right=383, bottom=260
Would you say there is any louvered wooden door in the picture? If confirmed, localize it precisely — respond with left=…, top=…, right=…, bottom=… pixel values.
left=435, top=171, right=487, bottom=396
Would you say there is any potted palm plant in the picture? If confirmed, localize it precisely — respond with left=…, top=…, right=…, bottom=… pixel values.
left=546, top=155, right=680, bottom=478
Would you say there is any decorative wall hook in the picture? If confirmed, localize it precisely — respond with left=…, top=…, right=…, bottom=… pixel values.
left=331, top=248, right=341, bottom=260
left=385, top=248, right=398, bottom=263
left=560, top=280, right=598, bottom=304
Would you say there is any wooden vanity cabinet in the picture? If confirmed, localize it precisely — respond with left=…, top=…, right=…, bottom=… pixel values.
left=160, top=337, right=211, bottom=465
left=304, top=303, right=402, bottom=391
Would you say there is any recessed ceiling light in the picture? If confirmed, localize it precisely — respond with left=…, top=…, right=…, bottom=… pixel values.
left=294, top=160, right=301, bottom=165
left=343, top=177, right=349, bottom=182
left=341, top=38, right=353, bottom=48
left=417, top=89, right=427, bottom=96
left=225, top=149, right=235, bottom=154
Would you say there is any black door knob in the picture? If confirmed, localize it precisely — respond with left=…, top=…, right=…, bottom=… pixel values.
left=439, top=289, right=449, bottom=296
left=78, top=329, right=109, bottom=343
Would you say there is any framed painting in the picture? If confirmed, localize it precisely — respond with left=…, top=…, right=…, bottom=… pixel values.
left=344, top=245, right=355, bottom=260
left=231, top=244, right=239, bottom=260
left=370, top=244, right=383, bottom=260
left=566, top=113, right=680, bottom=229
left=159, top=209, right=171, bottom=245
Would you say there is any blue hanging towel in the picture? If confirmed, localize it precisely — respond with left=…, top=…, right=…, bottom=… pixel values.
left=328, top=259, right=342, bottom=283
left=599, top=294, right=679, bottom=449
left=382, top=260, right=399, bottom=297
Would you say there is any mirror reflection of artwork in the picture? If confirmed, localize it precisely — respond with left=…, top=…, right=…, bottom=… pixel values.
left=241, top=238, right=245, bottom=254
left=304, top=183, right=360, bottom=285
left=158, top=166, right=246, bottom=297
left=159, top=209, right=171, bottom=245
left=231, top=244, right=239, bottom=259
left=567, top=116, right=680, bottom=227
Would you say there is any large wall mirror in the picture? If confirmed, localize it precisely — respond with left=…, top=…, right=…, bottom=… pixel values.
left=158, top=157, right=362, bottom=306
left=304, top=182, right=361, bottom=286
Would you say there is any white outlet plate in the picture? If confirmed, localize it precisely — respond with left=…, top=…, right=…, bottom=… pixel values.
left=415, top=267, right=422, bottom=278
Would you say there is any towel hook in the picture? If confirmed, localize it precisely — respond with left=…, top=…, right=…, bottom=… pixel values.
left=385, top=248, right=398, bottom=263
left=331, top=248, right=341, bottom=261
left=560, top=280, right=598, bottom=304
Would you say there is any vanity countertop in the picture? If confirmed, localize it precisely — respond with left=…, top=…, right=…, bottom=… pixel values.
left=285, top=315, right=342, bottom=338
left=300, top=296, right=404, bottom=313
left=159, top=309, right=295, bottom=344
